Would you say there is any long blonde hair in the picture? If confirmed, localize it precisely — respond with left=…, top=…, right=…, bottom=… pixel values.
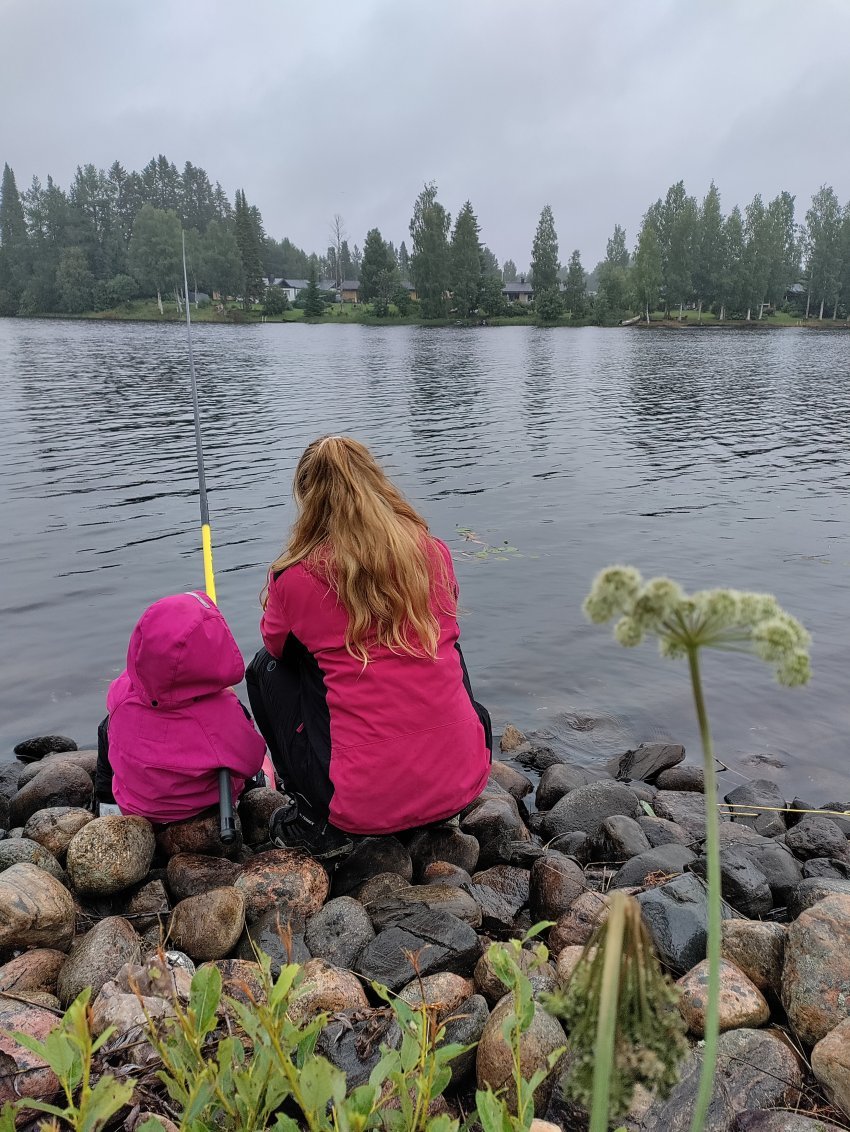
left=263, top=436, right=453, bottom=662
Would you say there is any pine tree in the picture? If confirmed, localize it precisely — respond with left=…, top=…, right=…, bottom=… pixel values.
left=480, top=245, right=501, bottom=280
left=606, top=224, right=630, bottom=269
left=530, top=205, right=559, bottom=292
left=359, top=227, right=398, bottom=308
left=563, top=249, right=587, bottom=317
left=234, top=189, right=265, bottom=309
left=303, top=261, right=324, bottom=318
left=398, top=240, right=410, bottom=277
left=0, top=163, right=30, bottom=306
left=450, top=201, right=482, bottom=318
left=694, top=182, right=724, bottom=318
left=409, top=182, right=451, bottom=319
left=502, top=259, right=518, bottom=283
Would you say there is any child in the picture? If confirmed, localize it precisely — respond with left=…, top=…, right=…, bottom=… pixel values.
left=96, top=591, right=267, bottom=823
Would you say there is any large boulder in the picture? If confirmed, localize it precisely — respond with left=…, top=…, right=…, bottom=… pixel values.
left=489, top=763, right=534, bottom=800
left=611, top=843, right=695, bottom=889
left=235, top=906, right=310, bottom=971
left=720, top=920, right=786, bottom=994
left=57, top=916, right=141, bottom=1007
left=315, top=1008, right=402, bottom=1088
left=535, top=763, right=597, bottom=811
left=476, top=993, right=566, bottom=1115
left=168, top=888, right=245, bottom=961
left=653, top=790, right=714, bottom=840
left=357, top=907, right=480, bottom=991
left=471, top=865, right=530, bottom=917
left=368, top=885, right=482, bottom=930
left=529, top=852, right=584, bottom=921
left=677, top=958, right=770, bottom=1035
left=638, top=815, right=689, bottom=847
left=10, top=761, right=93, bottom=826
left=305, top=896, right=374, bottom=969
left=789, top=877, right=850, bottom=919
left=539, top=781, right=641, bottom=841
left=0, top=949, right=67, bottom=995
left=0, top=836, right=65, bottom=881
left=461, top=795, right=530, bottom=866
left=236, top=788, right=281, bottom=846
left=156, top=808, right=242, bottom=858
left=66, top=816, right=156, bottom=895
left=637, top=872, right=735, bottom=977
left=812, top=1017, right=850, bottom=1119
left=786, top=815, right=849, bottom=862
left=0, top=996, right=62, bottom=1103
left=166, top=853, right=242, bottom=901
left=289, top=957, right=368, bottom=1023
left=22, top=807, right=93, bottom=863
left=689, top=848, right=773, bottom=918
left=725, top=779, right=788, bottom=836
left=407, top=825, right=480, bottom=878
left=736, top=839, right=803, bottom=909
left=332, top=837, right=413, bottom=896
left=0, top=863, right=75, bottom=950
left=782, top=892, right=850, bottom=1045
left=606, top=742, right=685, bottom=783
left=598, top=814, right=651, bottom=861
left=14, top=734, right=77, bottom=761
left=655, top=766, right=705, bottom=793
left=234, top=848, right=329, bottom=923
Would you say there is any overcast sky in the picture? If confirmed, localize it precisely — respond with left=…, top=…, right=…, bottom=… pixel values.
left=3, top=0, right=850, bottom=267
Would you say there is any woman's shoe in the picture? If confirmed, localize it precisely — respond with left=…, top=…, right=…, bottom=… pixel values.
left=269, top=796, right=352, bottom=862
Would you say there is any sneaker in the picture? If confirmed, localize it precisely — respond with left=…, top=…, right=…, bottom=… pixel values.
left=269, top=796, right=352, bottom=862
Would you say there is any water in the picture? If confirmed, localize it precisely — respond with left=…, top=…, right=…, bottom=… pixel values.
left=2, top=319, right=849, bottom=799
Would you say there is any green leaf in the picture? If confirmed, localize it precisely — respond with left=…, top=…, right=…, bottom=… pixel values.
left=640, top=800, right=656, bottom=817
left=272, top=1117, right=302, bottom=1132
left=0, top=1104, right=17, bottom=1132
left=189, top=965, right=221, bottom=1037
left=80, top=1075, right=135, bottom=1132
left=474, top=1088, right=514, bottom=1132
left=299, top=1055, right=346, bottom=1112
left=138, top=1122, right=169, bottom=1132
left=425, top=1116, right=460, bottom=1132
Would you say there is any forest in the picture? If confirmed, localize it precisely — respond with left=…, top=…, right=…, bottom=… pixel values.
left=1, top=154, right=849, bottom=324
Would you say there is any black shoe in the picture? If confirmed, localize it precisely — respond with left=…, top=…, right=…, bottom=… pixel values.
left=269, top=796, right=352, bottom=862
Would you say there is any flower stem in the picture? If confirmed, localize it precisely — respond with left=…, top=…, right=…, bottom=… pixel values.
left=687, top=646, right=722, bottom=1132
left=589, top=890, right=626, bottom=1132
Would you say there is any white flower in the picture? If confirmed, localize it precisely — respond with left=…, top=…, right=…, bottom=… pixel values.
left=615, top=616, right=644, bottom=647
left=583, top=566, right=643, bottom=624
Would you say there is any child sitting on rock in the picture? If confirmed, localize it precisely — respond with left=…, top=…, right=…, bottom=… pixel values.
left=95, top=591, right=267, bottom=823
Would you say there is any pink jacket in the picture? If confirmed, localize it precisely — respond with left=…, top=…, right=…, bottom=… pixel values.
left=107, top=592, right=266, bottom=823
left=261, top=539, right=491, bottom=834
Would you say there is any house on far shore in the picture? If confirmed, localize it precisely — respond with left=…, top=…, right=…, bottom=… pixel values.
left=502, top=278, right=534, bottom=304
left=400, top=280, right=418, bottom=302
left=341, top=279, right=360, bottom=303
left=270, top=278, right=308, bottom=303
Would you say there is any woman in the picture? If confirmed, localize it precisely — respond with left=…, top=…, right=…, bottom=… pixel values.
left=247, top=435, right=492, bottom=860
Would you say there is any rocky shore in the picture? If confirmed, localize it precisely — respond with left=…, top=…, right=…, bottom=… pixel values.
left=2, top=727, right=850, bottom=1130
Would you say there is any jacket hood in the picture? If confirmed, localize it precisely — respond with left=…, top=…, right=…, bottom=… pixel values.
left=126, top=592, right=245, bottom=706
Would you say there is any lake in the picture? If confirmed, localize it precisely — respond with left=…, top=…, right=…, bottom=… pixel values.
left=2, top=319, right=849, bottom=799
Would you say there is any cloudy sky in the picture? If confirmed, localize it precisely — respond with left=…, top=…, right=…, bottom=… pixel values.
left=3, top=0, right=850, bottom=267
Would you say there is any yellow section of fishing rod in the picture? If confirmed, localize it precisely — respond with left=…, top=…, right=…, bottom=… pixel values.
left=201, top=522, right=217, bottom=604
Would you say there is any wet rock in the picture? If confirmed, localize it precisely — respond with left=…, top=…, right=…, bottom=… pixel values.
left=0, top=996, right=61, bottom=1103
left=638, top=872, right=727, bottom=977
left=289, top=957, right=368, bottom=1023
left=548, top=832, right=590, bottom=862
left=720, top=920, right=786, bottom=994
left=548, top=890, right=612, bottom=952
left=0, top=836, right=65, bottom=881
left=123, top=879, right=169, bottom=931
left=333, top=837, right=413, bottom=896
left=500, top=724, right=526, bottom=752
left=653, top=790, right=714, bottom=840
left=90, top=980, right=174, bottom=1038
left=398, top=972, right=474, bottom=1017
left=535, top=763, right=597, bottom=810
left=236, top=787, right=282, bottom=846
left=423, top=861, right=473, bottom=887
left=305, top=896, right=374, bottom=968
left=611, top=843, right=696, bottom=889
left=440, top=993, right=489, bottom=1085
left=234, top=847, right=329, bottom=923
left=514, top=743, right=563, bottom=773
left=369, top=885, right=482, bottom=929
left=157, top=808, right=242, bottom=858
left=819, top=803, right=850, bottom=837
left=66, top=815, right=156, bottom=895
left=690, top=848, right=773, bottom=918
left=786, top=798, right=818, bottom=829
left=811, top=1017, right=850, bottom=1120
left=716, top=822, right=765, bottom=847
left=643, top=1027, right=802, bottom=1130
left=408, top=825, right=480, bottom=878
left=474, top=947, right=557, bottom=1005
left=17, top=750, right=97, bottom=787
left=0, top=949, right=66, bottom=995
left=10, top=761, right=93, bottom=826
left=235, top=906, right=310, bottom=970
left=803, top=857, right=850, bottom=880
left=638, top=814, right=689, bottom=847
left=357, top=907, right=480, bottom=991
left=607, top=743, right=685, bottom=783
left=316, top=1007, right=402, bottom=1087
left=468, top=882, right=518, bottom=931
left=599, top=814, right=651, bottom=860
left=0, top=862, right=75, bottom=950
left=782, top=892, right=850, bottom=1045
left=351, top=870, right=409, bottom=904
left=471, top=865, right=530, bottom=916
left=789, top=877, right=850, bottom=919
left=786, top=815, right=849, bottom=862
left=57, top=916, right=141, bottom=1007
left=14, top=734, right=78, bottom=761
left=529, top=852, right=584, bottom=921
left=489, top=762, right=534, bottom=799
left=677, top=958, right=770, bottom=1035
left=476, top=993, right=566, bottom=1115
left=736, top=1112, right=844, bottom=1132
left=165, top=852, right=242, bottom=901
left=656, top=765, right=705, bottom=792
left=22, top=807, right=93, bottom=863
left=736, top=839, right=803, bottom=908
left=168, top=887, right=245, bottom=961
left=461, top=795, right=530, bottom=867
left=630, top=782, right=658, bottom=806
left=725, top=779, right=788, bottom=835
left=540, top=781, right=641, bottom=841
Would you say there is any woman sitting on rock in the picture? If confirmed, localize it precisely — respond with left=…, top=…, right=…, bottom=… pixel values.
left=247, top=435, right=492, bottom=861
left=95, top=592, right=266, bottom=823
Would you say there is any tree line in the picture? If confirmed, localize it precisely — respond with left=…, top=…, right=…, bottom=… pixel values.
left=1, top=153, right=849, bottom=322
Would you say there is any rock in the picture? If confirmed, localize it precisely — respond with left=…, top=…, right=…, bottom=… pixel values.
left=206, top=958, right=266, bottom=1007
left=555, top=945, right=593, bottom=985
left=131, top=1116, right=179, bottom=1132
left=17, top=749, right=97, bottom=788
left=643, top=1027, right=802, bottom=1130
left=0, top=949, right=66, bottom=995
left=540, top=781, right=641, bottom=841
left=803, top=857, right=850, bottom=880
left=14, top=734, right=78, bottom=761
left=57, top=916, right=141, bottom=1007
left=156, top=808, right=242, bottom=858
left=716, top=822, right=765, bottom=846
left=599, top=815, right=651, bottom=860
left=333, top=837, right=413, bottom=895
left=423, top=862, right=473, bottom=887
left=819, top=803, right=850, bottom=837
left=725, top=779, right=788, bottom=835
left=476, top=993, right=566, bottom=1115
left=529, top=852, right=584, bottom=921
left=0, top=863, right=75, bottom=950
left=0, top=996, right=62, bottom=1102
left=474, top=947, right=557, bottom=1005
left=789, top=877, right=850, bottom=919
left=235, top=906, right=310, bottom=970
left=514, top=743, right=563, bottom=773
left=689, top=848, right=773, bottom=918
left=677, top=958, right=770, bottom=1035
left=812, top=1017, right=850, bottom=1119
left=720, top=921, right=786, bottom=993
left=736, top=1112, right=844, bottom=1132
left=116, top=953, right=193, bottom=1000
left=350, top=870, right=409, bottom=904
left=653, top=790, right=713, bottom=840
left=500, top=724, right=526, bottom=752
left=304, top=897, right=374, bottom=969
left=548, top=832, right=590, bottom=862
left=489, top=763, right=534, bottom=799
left=236, top=787, right=282, bottom=846
left=369, top=885, right=482, bottom=929
left=638, top=815, right=689, bottom=847
left=9, top=761, right=93, bottom=826
left=461, top=795, right=530, bottom=866
left=535, top=763, right=597, bottom=810
left=90, top=980, right=174, bottom=1037
left=629, top=782, right=658, bottom=806
left=782, top=892, right=850, bottom=1045
left=408, top=825, right=480, bottom=878
left=316, top=1008, right=402, bottom=1087
left=656, top=766, right=705, bottom=792
left=357, top=908, right=480, bottom=992
left=168, top=887, right=245, bottom=961
left=398, top=972, right=474, bottom=1018
left=607, top=743, right=685, bottom=783
left=549, top=890, right=612, bottom=952
left=166, top=852, right=242, bottom=901
left=468, top=883, right=518, bottom=931
left=0, top=836, right=65, bottom=881
left=611, top=843, right=696, bottom=889
left=736, top=839, right=804, bottom=908
left=439, top=993, right=489, bottom=1085
left=123, top=879, right=170, bottom=931
left=234, top=847, right=329, bottom=923
left=471, top=865, right=530, bottom=916
left=289, top=957, right=368, bottom=1023
left=786, top=815, right=849, bottom=861
left=22, top=807, right=93, bottom=863
left=637, top=872, right=719, bottom=977
left=66, top=816, right=155, bottom=895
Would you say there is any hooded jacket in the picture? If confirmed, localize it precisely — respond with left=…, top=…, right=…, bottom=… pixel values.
left=106, top=592, right=266, bottom=823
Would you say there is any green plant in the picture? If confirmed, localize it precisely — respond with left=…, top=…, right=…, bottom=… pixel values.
left=583, top=567, right=811, bottom=1132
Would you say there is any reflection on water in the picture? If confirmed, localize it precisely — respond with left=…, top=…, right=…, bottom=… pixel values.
left=2, top=320, right=849, bottom=797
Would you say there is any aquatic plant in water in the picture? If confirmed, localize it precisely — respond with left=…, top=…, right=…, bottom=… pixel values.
left=583, top=567, right=811, bottom=1132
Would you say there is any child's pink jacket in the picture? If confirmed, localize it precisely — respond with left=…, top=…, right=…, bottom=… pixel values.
left=107, top=592, right=266, bottom=823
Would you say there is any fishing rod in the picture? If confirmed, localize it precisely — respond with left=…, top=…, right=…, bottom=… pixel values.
left=181, top=233, right=235, bottom=844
